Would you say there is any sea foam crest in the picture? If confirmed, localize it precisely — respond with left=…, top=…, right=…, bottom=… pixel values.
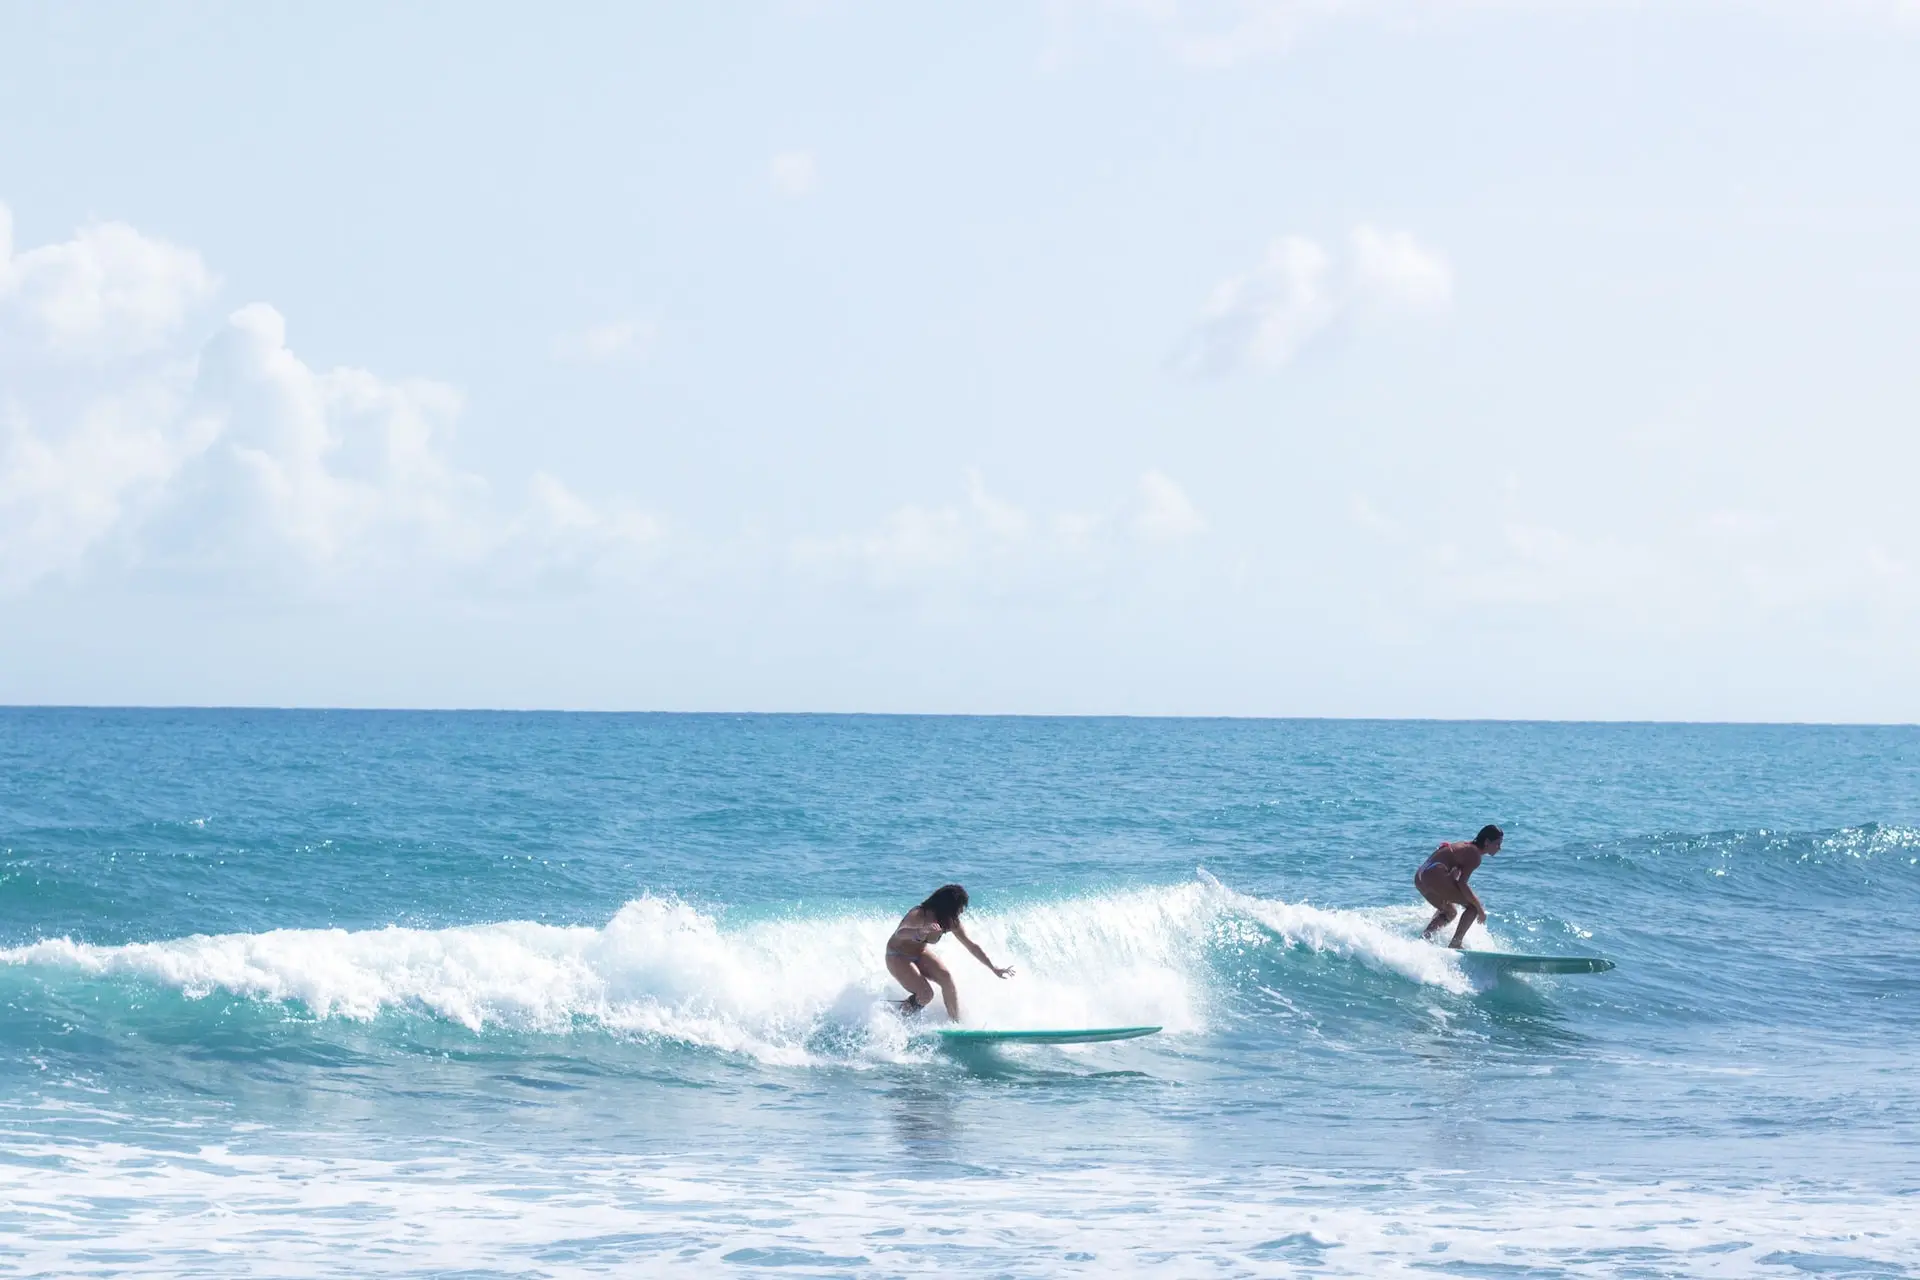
left=0, top=877, right=1473, bottom=1062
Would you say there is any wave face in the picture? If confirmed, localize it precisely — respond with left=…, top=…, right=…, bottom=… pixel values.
left=0, top=879, right=1493, bottom=1065
left=3, top=710, right=1918, bottom=1275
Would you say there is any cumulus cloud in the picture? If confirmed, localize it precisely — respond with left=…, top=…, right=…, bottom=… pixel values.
left=1350, top=225, right=1453, bottom=311
left=1134, top=471, right=1206, bottom=541
left=552, top=318, right=657, bottom=365
left=1, top=201, right=1212, bottom=618
left=0, top=203, right=216, bottom=360
left=770, top=150, right=820, bottom=198
left=494, top=473, right=663, bottom=589
left=790, top=472, right=1036, bottom=590
left=1174, top=226, right=1450, bottom=376
left=1100, top=1, right=1920, bottom=69
left=791, top=469, right=1203, bottom=596
left=0, top=203, right=657, bottom=595
left=141, top=303, right=488, bottom=578
left=1109, top=0, right=1356, bottom=67
left=1346, top=483, right=1920, bottom=628
left=1175, top=236, right=1335, bottom=377
left=0, top=378, right=188, bottom=591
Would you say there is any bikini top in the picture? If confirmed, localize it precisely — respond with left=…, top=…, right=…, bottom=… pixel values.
left=895, top=912, right=944, bottom=945
left=1428, top=841, right=1483, bottom=874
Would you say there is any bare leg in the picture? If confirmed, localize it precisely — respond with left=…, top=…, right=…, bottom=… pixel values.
left=1416, top=868, right=1464, bottom=939
left=1422, top=905, right=1458, bottom=938
left=917, top=953, right=960, bottom=1021
left=886, top=953, right=933, bottom=1013
left=1448, top=904, right=1483, bottom=949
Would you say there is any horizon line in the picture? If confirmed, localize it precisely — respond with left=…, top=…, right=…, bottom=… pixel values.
left=2, top=704, right=1915, bottom=729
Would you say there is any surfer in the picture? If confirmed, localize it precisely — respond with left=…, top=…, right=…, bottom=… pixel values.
left=885, top=884, right=1014, bottom=1020
left=1417, top=824, right=1503, bottom=948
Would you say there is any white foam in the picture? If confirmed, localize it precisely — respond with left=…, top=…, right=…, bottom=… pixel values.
left=0, top=878, right=1479, bottom=1062
left=0, top=1135, right=1909, bottom=1278
left=1198, top=870, right=1477, bottom=993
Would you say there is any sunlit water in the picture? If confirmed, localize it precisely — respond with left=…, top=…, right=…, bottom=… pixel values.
left=2, top=711, right=1915, bottom=1276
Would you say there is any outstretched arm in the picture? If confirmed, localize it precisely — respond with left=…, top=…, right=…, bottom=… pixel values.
left=950, top=920, right=1015, bottom=979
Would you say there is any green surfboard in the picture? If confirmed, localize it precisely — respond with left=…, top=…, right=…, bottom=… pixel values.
left=1456, top=951, right=1614, bottom=974
left=935, top=1025, right=1162, bottom=1045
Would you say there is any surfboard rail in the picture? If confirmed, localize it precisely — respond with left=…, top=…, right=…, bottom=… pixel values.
left=934, top=1025, right=1162, bottom=1045
left=1455, top=951, right=1614, bottom=974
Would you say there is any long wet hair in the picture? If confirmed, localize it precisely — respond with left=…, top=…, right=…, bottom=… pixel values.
left=919, top=884, right=969, bottom=931
left=1474, top=824, right=1504, bottom=848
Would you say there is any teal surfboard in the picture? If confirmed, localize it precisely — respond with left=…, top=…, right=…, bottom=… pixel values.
left=1457, top=952, right=1614, bottom=974
left=936, top=1026, right=1162, bottom=1045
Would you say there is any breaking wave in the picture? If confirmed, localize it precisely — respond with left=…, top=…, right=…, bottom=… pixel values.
left=0, top=875, right=1492, bottom=1064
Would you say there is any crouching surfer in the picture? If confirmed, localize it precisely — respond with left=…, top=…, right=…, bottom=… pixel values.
left=1416, top=824, right=1503, bottom=948
left=885, top=883, right=1014, bottom=1020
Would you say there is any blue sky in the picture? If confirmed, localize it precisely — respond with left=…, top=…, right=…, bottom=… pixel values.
left=3, top=2, right=1918, bottom=718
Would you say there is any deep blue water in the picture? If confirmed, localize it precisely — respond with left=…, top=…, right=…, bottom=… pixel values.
left=1, top=710, right=1916, bottom=1276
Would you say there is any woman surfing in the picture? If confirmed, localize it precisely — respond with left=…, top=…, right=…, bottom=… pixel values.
left=1416, top=824, right=1502, bottom=948
left=885, top=884, right=1014, bottom=1019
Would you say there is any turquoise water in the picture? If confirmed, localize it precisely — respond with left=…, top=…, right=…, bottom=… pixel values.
left=1, top=710, right=1915, bottom=1276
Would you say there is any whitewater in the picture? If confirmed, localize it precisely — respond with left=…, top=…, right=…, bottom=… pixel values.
left=0, top=879, right=1480, bottom=1061
left=2, top=710, right=1916, bottom=1276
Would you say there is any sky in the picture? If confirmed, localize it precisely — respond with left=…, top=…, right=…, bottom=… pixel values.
left=2, top=1, right=1918, bottom=719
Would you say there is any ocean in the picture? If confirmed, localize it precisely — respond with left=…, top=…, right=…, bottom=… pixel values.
left=0, top=709, right=1914, bottom=1276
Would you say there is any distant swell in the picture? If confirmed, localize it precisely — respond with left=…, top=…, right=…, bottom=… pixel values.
left=0, top=877, right=1483, bottom=1064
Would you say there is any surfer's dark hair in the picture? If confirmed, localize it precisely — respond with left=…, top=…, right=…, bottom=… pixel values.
left=921, top=884, right=969, bottom=930
left=1474, top=825, right=1504, bottom=848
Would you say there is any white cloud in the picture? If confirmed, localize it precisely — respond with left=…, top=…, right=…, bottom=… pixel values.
left=791, top=469, right=1203, bottom=596
left=1110, top=0, right=1357, bottom=67
left=1349, top=494, right=1399, bottom=536
left=0, top=379, right=190, bottom=591
left=964, top=468, right=1031, bottom=539
left=770, top=150, right=820, bottom=198
left=790, top=473, right=1028, bottom=590
left=0, top=202, right=216, bottom=360
left=494, top=473, right=664, bottom=589
left=1348, top=488, right=1920, bottom=625
left=142, top=302, right=488, bottom=577
left=1350, top=225, right=1453, bottom=311
left=1100, top=1, right=1920, bottom=68
left=1174, top=236, right=1335, bottom=376
left=0, top=205, right=658, bottom=595
left=1175, top=226, right=1450, bottom=376
left=1133, top=471, right=1205, bottom=540
left=552, top=318, right=657, bottom=365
